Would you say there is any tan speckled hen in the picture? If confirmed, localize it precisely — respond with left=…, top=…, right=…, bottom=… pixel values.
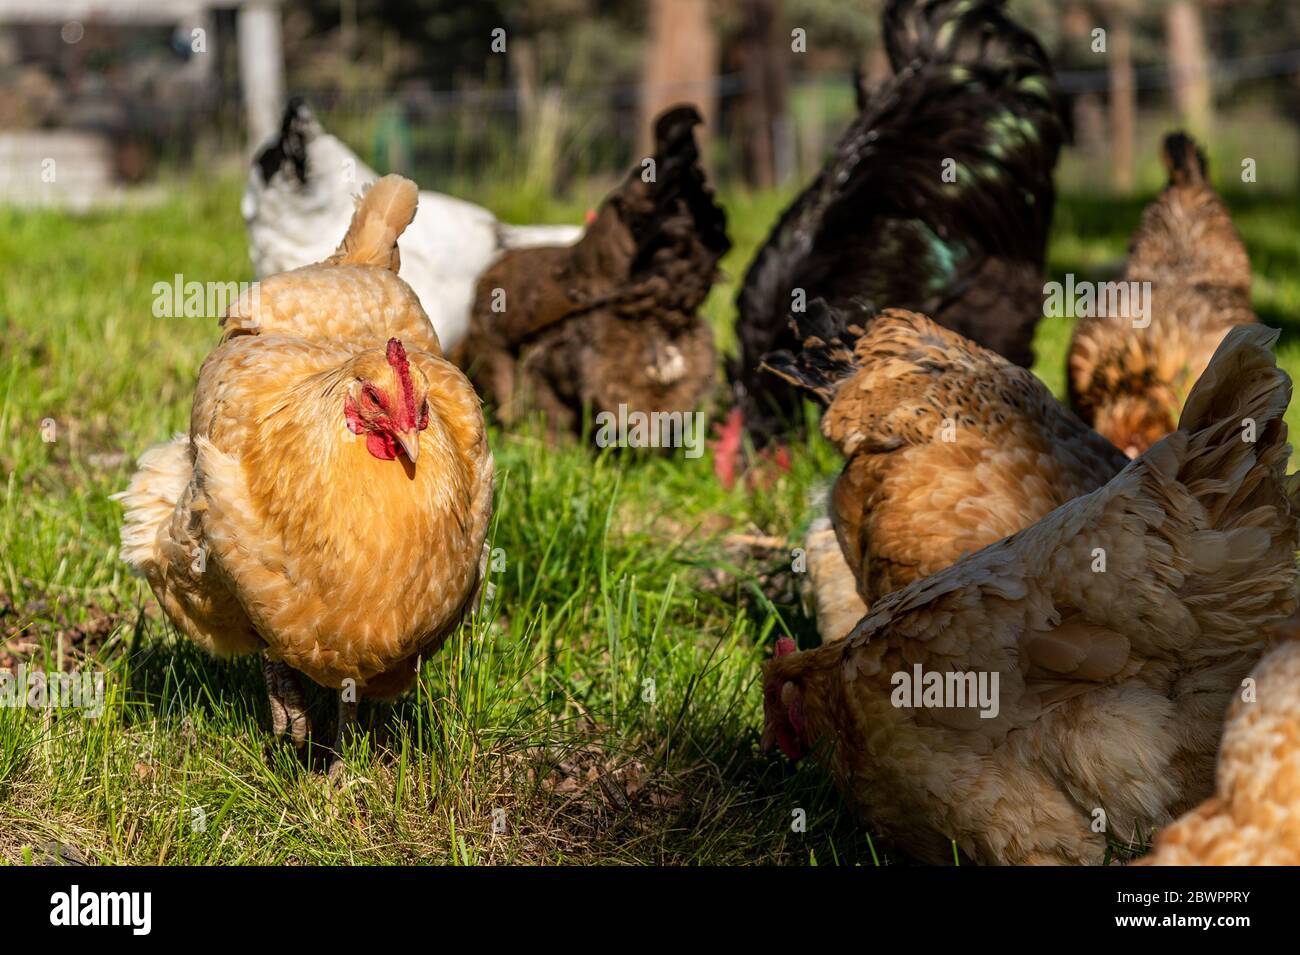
left=115, top=175, right=494, bottom=762
left=1069, top=132, right=1256, bottom=457
left=762, top=324, right=1300, bottom=864
left=764, top=302, right=1127, bottom=627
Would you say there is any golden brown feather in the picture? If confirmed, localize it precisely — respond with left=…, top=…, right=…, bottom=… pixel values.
left=325, top=174, right=419, bottom=272
left=767, top=303, right=1127, bottom=608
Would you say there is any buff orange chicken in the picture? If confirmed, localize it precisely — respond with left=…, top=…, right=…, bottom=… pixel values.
left=116, top=175, right=494, bottom=768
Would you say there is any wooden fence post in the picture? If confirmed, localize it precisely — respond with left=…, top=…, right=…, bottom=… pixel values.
left=237, top=0, right=286, bottom=153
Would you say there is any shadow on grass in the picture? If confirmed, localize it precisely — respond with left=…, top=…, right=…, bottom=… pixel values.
left=119, top=619, right=347, bottom=771
left=116, top=617, right=889, bottom=864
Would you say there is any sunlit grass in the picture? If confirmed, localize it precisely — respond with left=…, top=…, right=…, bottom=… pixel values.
left=0, top=166, right=1296, bottom=864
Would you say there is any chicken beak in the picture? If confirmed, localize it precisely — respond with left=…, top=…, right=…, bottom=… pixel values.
left=394, top=429, right=420, bottom=463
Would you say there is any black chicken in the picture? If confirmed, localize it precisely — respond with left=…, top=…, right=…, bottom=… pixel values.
left=720, top=0, right=1064, bottom=475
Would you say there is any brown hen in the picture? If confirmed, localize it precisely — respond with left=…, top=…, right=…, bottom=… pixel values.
left=1068, top=132, right=1256, bottom=457
left=116, top=176, right=494, bottom=761
left=461, top=105, right=730, bottom=436
left=763, top=324, right=1299, bottom=864
left=765, top=302, right=1127, bottom=630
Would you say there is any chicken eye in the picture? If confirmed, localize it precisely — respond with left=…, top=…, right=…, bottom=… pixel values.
left=363, top=384, right=386, bottom=410
left=419, top=400, right=430, bottom=430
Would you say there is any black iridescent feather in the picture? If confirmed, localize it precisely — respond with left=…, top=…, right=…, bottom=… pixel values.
left=730, top=0, right=1063, bottom=447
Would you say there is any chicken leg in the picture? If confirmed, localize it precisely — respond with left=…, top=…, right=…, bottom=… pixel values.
left=261, top=655, right=310, bottom=746
left=328, top=692, right=358, bottom=781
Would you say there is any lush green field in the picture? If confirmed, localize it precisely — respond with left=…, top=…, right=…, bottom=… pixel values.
left=1, top=172, right=1297, bottom=865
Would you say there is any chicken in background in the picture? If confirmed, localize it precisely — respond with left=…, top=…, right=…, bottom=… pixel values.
left=117, top=176, right=494, bottom=768
left=460, top=105, right=730, bottom=436
left=1138, top=636, right=1300, bottom=865
left=763, top=302, right=1127, bottom=631
left=762, top=324, right=1299, bottom=864
left=1068, top=132, right=1256, bottom=457
left=243, top=98, right=583, bottom=353
left=722, top=0, right=1063, bottom=482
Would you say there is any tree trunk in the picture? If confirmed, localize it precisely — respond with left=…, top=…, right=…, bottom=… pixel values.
left=640, top=0, right=718, bottom=159
left=237, top=0, right=286, bottom=153
left=1061, top=1, right=1106, bottom=190
left=1165, top=1, right=1212, bottom=136
left=731, top=0, right=790, bottom=187
left=1108, top=13, right=1136, bottom=193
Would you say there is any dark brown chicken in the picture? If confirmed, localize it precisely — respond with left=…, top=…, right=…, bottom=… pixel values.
left=1068, top=132, right=1256, bottom=457
left=727, top=0, right=1063, bottom=461
left=764, top=301, right=1126, bottom=613
left=461, top=105, right=730, bottom=435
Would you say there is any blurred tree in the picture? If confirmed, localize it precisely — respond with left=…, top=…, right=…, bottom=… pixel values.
left=266, top=0, right=1300, bottom=193
left=640, top=0, right=718, bottom=158
left=1059, top=1, right=1108, bottom=159
left=1166, top=1, right=1212, bottom=136
left=1099, top=0, right=1137, bottom=192
left=783, top=0, right=878, bottom=66
left=729, top=0, right=789, bottom=187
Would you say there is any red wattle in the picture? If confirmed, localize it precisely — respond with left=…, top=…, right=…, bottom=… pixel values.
left=366, top=431, right=398, bottom=460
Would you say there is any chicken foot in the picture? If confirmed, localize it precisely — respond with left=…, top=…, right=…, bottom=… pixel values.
left=261, top=656, right=310, bottom=746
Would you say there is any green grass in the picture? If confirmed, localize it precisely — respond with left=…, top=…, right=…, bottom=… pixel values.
left=1, top=171, right=1298, bottom=865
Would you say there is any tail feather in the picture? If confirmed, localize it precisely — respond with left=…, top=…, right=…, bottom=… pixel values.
left=884, top=0, right=1044, bottom=74
left=1164, top=324, right=1296, bottom=531
left=1162, top=131, right=1209, bottom=188
left=327, top=174, right=419, bottom=272
left=111, top=435, right=191, bottom=574
left=759, top=299, right=867, bottom=404
left=731, top=0, right=1061, bottom=448
left=564, top=103, right=728, bottom=323
left=1177, top=325, right=1286, bottom=437
left=634, top=104, right=730, bottom=261
left=1113, top=322, right=1298, bottom=664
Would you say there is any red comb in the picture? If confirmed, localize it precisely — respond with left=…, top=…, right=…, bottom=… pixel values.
left=385, top=338, right=418, bottom=430
left=386, top=337, right=409, bottom=373
left=775, top=636, right=797, bottom=657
